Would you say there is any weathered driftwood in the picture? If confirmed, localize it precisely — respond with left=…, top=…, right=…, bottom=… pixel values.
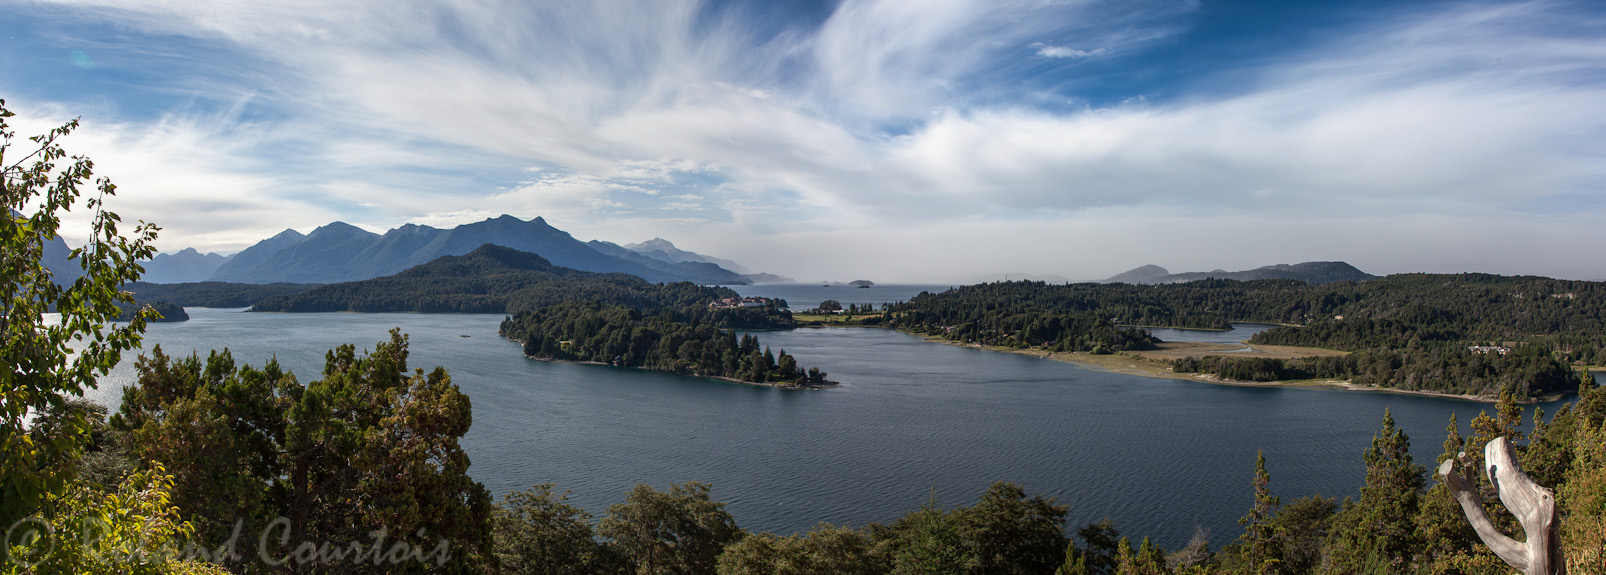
left=1437, top=436, right=1566, bottom=575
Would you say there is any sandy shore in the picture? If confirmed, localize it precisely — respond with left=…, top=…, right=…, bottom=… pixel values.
left=917, top=335, right=1555, bottom=404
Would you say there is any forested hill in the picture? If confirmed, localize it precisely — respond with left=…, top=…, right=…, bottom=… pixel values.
left=1101, top=261, right=1377, bottom=285
left=250, top=243, right=737, bottom=314
left=889, top=274, right=1605, bottom=398
left=124, top=281, right=320, bottom=308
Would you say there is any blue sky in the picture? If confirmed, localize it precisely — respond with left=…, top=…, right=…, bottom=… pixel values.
left=3, top=0, right=1605, bottom=282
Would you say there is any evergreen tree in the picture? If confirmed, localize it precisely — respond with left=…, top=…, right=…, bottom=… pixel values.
left=1320, top=409, right=1426, bottom=574
left=1077, top=519, right=1124, bottom=575
left=1236, top=451, right=1282, bottom=575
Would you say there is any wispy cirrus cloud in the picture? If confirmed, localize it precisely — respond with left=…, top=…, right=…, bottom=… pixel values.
left=3, top=0, right=1605, bottom=281
left=1032, top=43, right=1105, bottom=59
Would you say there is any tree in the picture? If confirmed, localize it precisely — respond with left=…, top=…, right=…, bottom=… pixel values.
left=1236, top=451, right=1282, bottom=575
left=715, top=533, right=809, bottom=575
left=1076, top=519, right=1123, bottom=575
left=1321, top=409, right=1427, bottom=574
left=112, top=332, right=495, bottom=574
left=494, top=484, right=616, bottom=575
left=2, top=98, right=160, bottom=530
left=599, top=482, right=742, bottom=575
left=2, top=463, right=231, bottom=575
left=957, top=481, right=1070, bottom=575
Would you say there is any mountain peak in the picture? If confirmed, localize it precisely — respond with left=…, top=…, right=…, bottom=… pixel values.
left=268, top=228, right=305, bottom=241
left=626, top=238, right=677, bottom=252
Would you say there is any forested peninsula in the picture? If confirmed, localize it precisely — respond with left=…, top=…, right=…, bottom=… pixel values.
left=237, top=244, right=828, bottom=387
left=884, top=275, right=1604, bottom=399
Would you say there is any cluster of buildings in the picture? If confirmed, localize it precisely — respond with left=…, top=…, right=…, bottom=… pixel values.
left=710, top=297, right=772, bottom=309
left=1468, top=344, right=1514, bottom=356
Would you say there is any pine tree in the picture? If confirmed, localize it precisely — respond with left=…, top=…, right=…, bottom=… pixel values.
left=1321, top=409, right=1427, bottom=574
left=1237, top=451, right=1282, bottom=575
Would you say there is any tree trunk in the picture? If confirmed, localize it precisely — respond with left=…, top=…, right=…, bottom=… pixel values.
left=1437, top=436, right=1566, bottom=575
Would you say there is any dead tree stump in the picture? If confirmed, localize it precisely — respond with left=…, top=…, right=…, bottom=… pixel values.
left=1437, top=436, right=1566, bottom=575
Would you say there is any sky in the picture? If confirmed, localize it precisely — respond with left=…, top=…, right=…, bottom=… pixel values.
left=3, top=0, right=1605, bottom=283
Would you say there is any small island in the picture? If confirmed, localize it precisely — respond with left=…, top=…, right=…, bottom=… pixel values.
left=500, top=301, right=832, bottom=388
left=849, top=280, right=874, bottom=288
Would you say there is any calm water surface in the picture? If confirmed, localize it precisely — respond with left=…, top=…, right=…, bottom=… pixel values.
left=1144, top=323, right=1280, bottom=344
left=86, top=308, right=1565, bottom=549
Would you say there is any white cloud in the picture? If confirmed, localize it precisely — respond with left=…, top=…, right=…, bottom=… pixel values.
left=6, top=0, right=1606, bottom=279
left=1032, top=43, right=1104, bottom=59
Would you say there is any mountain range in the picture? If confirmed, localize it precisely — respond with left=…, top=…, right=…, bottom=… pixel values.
left=1101, top=262, right=1377, bottom=285
left=250, top=243, right=734, bottom=314
left=143, top=248, right=233, bottom=283
left=150, top=215, right=764, bottom=285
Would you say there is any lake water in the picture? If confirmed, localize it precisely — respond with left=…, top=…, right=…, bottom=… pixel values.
left=1143, top=323, right=1281, bottom=344
left=82, top=308, right=1566, bottom=549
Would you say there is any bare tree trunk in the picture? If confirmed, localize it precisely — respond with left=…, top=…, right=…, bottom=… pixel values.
left=1437, top=436, right=1566, bottom=575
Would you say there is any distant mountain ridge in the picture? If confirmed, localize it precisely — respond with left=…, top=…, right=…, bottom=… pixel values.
left=143, top=248, right=233, bottom=283
left=251, top=243, right=735, bottom=314
left=625, top=238, right=750, bottom=273
left=1101, top=261, right=1376, bottom=285
left=207, top=215, right=748, bottom=285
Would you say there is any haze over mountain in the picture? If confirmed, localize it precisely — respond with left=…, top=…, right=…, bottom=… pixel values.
left=142, top=248, right=233, bottom=284
left=206, top=215, right=749, bottom=285
left=624, top=238, right=750, bottom=274
left=1101, top=262, right=1378, bottom=285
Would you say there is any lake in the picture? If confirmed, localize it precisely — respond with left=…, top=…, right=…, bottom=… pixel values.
left=83, top=308, right=1564, bottom=549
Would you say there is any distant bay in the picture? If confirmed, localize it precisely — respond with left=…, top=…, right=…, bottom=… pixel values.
left=82, top=308, right=1566, bottom=549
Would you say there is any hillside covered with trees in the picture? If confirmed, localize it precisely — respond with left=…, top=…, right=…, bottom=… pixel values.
left=887, top=276, right=1604, bottom=398
left=250, top=243, right=736, bottom=314
left=123, top=280, right=320, bottom=308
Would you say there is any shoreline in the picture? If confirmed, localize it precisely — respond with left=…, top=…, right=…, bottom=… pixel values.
left=520, top=355, right=838, bottom=390
left=913, top=334, right=1561, bottom=404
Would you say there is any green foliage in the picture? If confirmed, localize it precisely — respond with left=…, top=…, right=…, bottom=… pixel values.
left=1114, top=537, right=1168, bottom=575
left=2, top=464, right=229, bottom=575
left=888, top=282, right=1160, bottom=353
left=1235, top=452, right=1281, bottom=574
left=898, top=277, right=1602, bottom=397
left=1559, top=383, right=1606, bottom=571
left=1263, top=496, right=1335, bottom=575
left=123, top=281, right=318, bottom=308
left=1055, top=541, right=1091, bottom=575
left=1171, top=344, right=1582, bottom=398
left=500, top=301, right=826, bottom=386
left=1, top=99, right=159, bottom=537
left=111, top=331, right=494, bottom=574
left=598, top=482, right=742, bottom=575
left=958, top=482, right=1071, bottom=575
left=1320, top=410, right=1426, bottom=574
left=862, top=482, right=1071, bottom=575
left=494, top=484, right=618, bottom=575
left=714, top=525, right=884, bottom=575
left=1075, top=519, right=1124, bottom=575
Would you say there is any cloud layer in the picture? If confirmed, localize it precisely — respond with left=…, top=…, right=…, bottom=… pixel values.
left=3, top=0, right=1604, bottom=281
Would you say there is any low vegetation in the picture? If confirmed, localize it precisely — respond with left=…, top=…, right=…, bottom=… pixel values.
left=888, top=278, right=1605, bottom=399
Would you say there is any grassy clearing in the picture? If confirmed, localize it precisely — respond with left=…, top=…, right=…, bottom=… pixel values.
left=1129, top=341, right=1349, bottom=362
left=792, top=313, right=882, bottom=326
